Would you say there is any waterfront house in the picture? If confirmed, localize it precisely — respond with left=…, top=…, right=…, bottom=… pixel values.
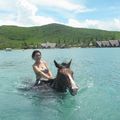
left=5, top=48, right=12, bottom=51
left=41, top=42, right=56, bottom=48
left=109, top=40, right=120, bottom=47
left=96, top=41, right=102, bottom=47
left=96, top=40, right=120, bottom=47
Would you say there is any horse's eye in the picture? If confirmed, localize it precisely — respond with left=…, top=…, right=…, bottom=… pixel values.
left=71, top=71, right=74, bottom=75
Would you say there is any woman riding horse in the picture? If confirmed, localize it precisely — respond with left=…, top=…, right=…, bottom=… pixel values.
left=32, top=50, right=78, bottom=96
left=32, top=50, right=53, bottom=86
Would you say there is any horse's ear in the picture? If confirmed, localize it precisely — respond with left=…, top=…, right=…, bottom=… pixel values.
left=54, top=60, right=61, bottom=68
left=67, top=59, right=72, bottom=68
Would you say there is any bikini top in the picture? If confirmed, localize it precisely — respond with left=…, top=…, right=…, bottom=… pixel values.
left=36, top=68, right=49, bottom=81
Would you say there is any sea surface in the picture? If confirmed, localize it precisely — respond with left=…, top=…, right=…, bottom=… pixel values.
left=0, top=48, right=120, bottom=120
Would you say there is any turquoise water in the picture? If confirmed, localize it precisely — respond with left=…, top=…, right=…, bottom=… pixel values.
left=0, top=48, right=120, bottom=120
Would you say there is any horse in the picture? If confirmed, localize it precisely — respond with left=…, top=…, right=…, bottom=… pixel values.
left=51, top=60, right=79, bottom=96
left=18, top=60, right=79, bottom=96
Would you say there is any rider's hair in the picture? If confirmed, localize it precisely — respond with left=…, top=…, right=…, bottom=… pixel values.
left=32, top=50, right=41, bottom=59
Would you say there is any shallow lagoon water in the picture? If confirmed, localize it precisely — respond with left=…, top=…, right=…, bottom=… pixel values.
left=0, top=48, right=120, bottom=120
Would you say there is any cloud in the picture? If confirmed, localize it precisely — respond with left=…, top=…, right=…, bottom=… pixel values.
left=0, top=0, right=15, bottom=10
left=67, top=18, right=120, bottom=31
left=17, top=0, right=59, bottom=26
left=0, top=0, right=58, bottom=26
left=18, top=0, right=37, bottom=16
left=0, top=14, right=22, bottom=26
left=30, top=16, right=57, bottom=25
left=0, top=0, right=94, bottom=27
left=30, top=0, right=92, bottom=13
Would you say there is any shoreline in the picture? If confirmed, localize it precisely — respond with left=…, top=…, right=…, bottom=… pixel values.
left=1, top=47, right=120, bottom=51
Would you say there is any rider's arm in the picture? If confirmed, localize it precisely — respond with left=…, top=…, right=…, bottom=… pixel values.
left=33, top=65, right=51, bottom=79
left=44, top=62, right=53, bottom=78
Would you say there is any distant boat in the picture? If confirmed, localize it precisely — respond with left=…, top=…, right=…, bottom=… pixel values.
left=5, top=48, right=12, bottom=51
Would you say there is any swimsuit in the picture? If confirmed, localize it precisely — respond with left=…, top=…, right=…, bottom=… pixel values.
left=34, top=68, right=49, bottom=86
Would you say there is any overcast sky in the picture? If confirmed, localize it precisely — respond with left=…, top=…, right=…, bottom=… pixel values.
left=0, top=0, right=120, bottom=31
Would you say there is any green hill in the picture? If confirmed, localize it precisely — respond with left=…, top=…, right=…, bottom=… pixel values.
left=0, top=23, right=120, bottom=49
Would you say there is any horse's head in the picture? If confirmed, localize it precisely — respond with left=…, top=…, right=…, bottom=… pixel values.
left=54, top=60, right=78, bottom=96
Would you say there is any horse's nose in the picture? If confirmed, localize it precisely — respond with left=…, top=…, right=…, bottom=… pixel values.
left=69, top=86, right=79, bottom=96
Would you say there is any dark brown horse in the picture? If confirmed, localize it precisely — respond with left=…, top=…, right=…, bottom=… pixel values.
left=51, top=60, right=78, bottom=96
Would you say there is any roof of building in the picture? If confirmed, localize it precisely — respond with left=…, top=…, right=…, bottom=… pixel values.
left=41, top=42, right=56, bottom=48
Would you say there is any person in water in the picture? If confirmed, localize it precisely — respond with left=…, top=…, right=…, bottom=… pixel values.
left=32, top=50, right=53, bottom=86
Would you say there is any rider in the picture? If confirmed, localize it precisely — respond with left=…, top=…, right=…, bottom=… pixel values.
left=32, top=50, right=53, bottom=86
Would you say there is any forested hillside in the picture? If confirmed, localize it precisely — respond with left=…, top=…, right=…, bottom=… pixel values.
left=0, top=23, right=120, bottom=49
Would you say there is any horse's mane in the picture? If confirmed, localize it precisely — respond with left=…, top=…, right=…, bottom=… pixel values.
left=61, top=62, right=68, bottom=67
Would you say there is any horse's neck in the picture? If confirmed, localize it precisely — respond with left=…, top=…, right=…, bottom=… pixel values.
left=54, top=73, right=67, bottom=92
